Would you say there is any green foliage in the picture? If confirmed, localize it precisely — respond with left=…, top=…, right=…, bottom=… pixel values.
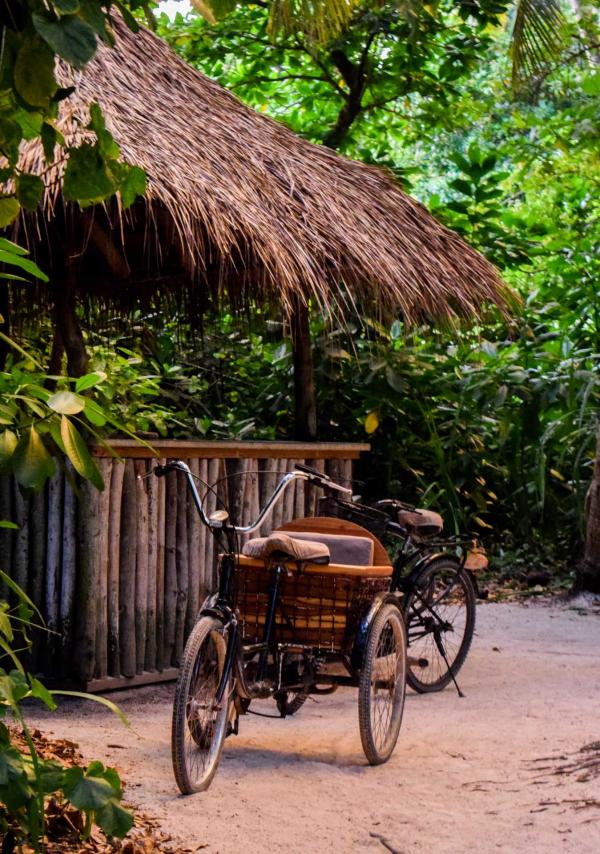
left=0, top=1, right=150, bottom=223
left=0, top=281, right=151, bottom=490
left=0, top=573, right=133, bottom=851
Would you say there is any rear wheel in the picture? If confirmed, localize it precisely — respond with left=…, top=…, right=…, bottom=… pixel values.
left=171, top=616, right=230, bottom=794
left=358, top=603, right=407, bottom=765
left=404, top=559, right=476, bottom=693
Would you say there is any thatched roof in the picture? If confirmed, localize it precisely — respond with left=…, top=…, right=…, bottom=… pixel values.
left=15, top=16, right=508, bottom=322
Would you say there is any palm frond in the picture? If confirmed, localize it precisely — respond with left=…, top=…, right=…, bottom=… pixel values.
left=511, top=0, right=567, bottom=94
left=192, top=0, right=362, bottom=43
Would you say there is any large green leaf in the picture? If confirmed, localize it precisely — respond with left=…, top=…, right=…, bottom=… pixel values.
left=96, top=798, right=134, bottom=838
left=119, top=165, right=147, bottom=208
left=13, top=37, right=57, bottom=108
left=32, top=12, right=98, bottom=69
left=12, top=427, right=55, bottom=490
left=0, top=197, right=20, bottom=228
left=63, top=143, right=117, bottom=206
left=0, top=247, right=49, bottom=281
left=60, top=416, right=104, bottom=489
left=62, top=765, right=117, bottom=811
left=0, top=430, right=18, bottom=472
left=16, top=173, right=44, bottom=212
left=48, top=390, right=85, bottom=415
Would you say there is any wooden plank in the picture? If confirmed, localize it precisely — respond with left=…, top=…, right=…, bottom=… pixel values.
left=45, top=467, right=63, bottom=675
left=93, top=439, right=369, bottom=460
left=134, top=460, right=149, bottom=674
left=174, top=469, right=189, bottom=666
left=86, top=667, right=179, bottom=694
left=119, top=460, right=137, bottom=679
left=107, top=461, right=125, bottom=677
left=93, top=459, right=112, bottom=679
left=145, top=460, right=159, bottom=671
left=156, top=459, right=166, bottom=671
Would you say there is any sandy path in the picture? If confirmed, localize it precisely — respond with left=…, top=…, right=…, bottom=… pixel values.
left=30, top=600, right=600, bottom=854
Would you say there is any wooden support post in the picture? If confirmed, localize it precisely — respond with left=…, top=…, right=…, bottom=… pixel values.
left=290, top=297, right=317, bottom=441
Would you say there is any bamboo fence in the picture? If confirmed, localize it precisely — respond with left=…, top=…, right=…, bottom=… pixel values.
left=0, top=441, right=366, bottom=690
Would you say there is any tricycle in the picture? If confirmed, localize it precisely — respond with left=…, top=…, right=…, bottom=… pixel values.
left=154, top=461, right=408, bottom=794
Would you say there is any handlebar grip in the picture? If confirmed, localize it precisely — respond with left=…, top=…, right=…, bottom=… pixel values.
left=295, top=462, right=331, bottom=481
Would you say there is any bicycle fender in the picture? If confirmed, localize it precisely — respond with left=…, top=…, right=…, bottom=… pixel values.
left=402, top=551, right=461, bottom=589
left=350, top=591, right=403, bottom=672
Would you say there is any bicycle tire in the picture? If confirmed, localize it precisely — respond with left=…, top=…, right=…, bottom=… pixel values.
left=358, top=602, right=407, bottom=765
left=171, top=616, right=230, bottom=794
left=404, top=558, right=476, bottom=693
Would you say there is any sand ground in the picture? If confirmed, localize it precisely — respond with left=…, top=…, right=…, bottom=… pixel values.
left=29, top=599, right=600, bottom=854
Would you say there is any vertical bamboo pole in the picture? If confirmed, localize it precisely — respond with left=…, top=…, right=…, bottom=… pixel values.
left=186, top=459, right=202, bottom=638
left=156, top=459, right=166, bottom=672
left=74, top=478, right=101, bottom=684
left=59, top=468, right=77, bottom=679
left=305, top=458, right=325, bottom=517
left=271, top=458, right=288, bottom=531
left=174, top=469, right=189, bottom=666
left=29, top=486, right=47, bottom=672
left=294, top=459, right=305, bottom=520
left=0, top=476, right=12, bottom=598
left=282, top=457, right=295, bottom=528
left=205, top=458, right=220, bottom=590
left=107, top=461, right=125, bottom=677
left=45, top=467, right=64, bottom=675
left=93, top=459, right=112, bottom=680
left=12, top=479, right=30, bottom=594
left=164, top=467, right=178, bottom=667
left=145, top=461, right=159, bottom=671
left=134, top=460, right=149, bottom=674
left=119, top=460, right=137, bottom=679
left=259, top=458, right=277, bottom=536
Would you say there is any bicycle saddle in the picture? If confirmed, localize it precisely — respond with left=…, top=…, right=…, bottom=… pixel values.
left=242, top=533, right=330, bottom=565
left=398, top=508, right=443, bottom=537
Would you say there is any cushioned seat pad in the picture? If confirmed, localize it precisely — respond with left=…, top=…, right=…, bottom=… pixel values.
left=274, top=530, right=374, bottom=567
left=242, top=534, right=330, bottom=564
left=398, top=508, right=443, bottom=536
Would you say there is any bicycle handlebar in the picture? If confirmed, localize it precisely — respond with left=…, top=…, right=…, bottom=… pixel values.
left=153, top=460, right=351, bottom=533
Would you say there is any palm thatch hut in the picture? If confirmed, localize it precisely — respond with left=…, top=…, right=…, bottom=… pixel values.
left=9, top=15, right=507, bottom=438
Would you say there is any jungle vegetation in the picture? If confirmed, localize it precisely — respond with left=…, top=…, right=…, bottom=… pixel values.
left=1, top=0, right=599, bottom=589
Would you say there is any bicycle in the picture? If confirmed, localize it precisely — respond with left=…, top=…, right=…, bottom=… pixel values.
left=318, top=495, right=484, bottom=695
left=154, top=461, right=407, bottom=794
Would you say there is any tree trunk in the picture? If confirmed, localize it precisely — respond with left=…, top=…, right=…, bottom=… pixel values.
left=578, top=425, right=600, bottom=592
left=55, top=258, right=88, bottom=378
left=290, top=296, right=317, bottom=441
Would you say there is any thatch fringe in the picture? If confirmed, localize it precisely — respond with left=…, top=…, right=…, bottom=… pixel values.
left=13, top=16, right=508, bottom=323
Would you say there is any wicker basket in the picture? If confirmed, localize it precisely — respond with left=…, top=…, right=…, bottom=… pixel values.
left=235, top=561, right=390, bottom=652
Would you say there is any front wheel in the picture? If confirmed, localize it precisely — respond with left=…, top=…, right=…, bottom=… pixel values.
left=358, top=603, right=407, bottom=765
left=171, top=616, right=230, bottom=794
left=404, top=559, right=476, bottom=693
